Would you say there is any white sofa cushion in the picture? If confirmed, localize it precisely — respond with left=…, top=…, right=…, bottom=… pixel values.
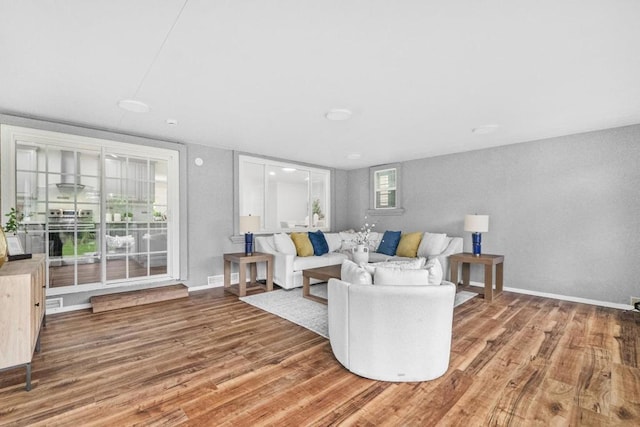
left=417, top=232, right=448, bottom=257
left=273, top=233, right=296, bottom=255
left=341, top=260, right=373, bottom=285
left=372, top=257, right=426, bottom=269
left=374, top=267, right=429, bottom=286
left=325, top=233, right=342, bottom=253
left=425, top=258, right=443, bottom=285
left=339, top=231, right=381, bottom=252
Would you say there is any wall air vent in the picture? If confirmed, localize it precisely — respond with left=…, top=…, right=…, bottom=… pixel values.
left=46, top=297, right=63, bottom=311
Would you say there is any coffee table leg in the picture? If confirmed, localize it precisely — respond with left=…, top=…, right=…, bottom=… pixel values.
left=303, top=275, right=310, bottom=298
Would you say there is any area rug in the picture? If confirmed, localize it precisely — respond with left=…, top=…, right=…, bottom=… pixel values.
left=240, top=284, right=477, bottom=339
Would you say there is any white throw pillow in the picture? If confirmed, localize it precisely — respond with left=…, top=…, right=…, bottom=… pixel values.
left=339, top=231, right=357, bottom=251
left=373, top=267, right=429, bottom=286
left=339, top=231, right=381, bottom=252
left=324, top=233, right=342, bottom=253
left=273, top=233, right=296, bottom=255
left=372, top=257, right=426, bottom=269
left=425, top=258, right=443, bottom=286
left=417, top=232, right=448, bottom=257
left=341, top=260, right=373, bottom=285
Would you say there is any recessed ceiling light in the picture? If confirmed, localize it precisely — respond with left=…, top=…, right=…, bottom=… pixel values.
left=269, top=171, right=276, bottom=176
left=282, top=167, right=296, bottom=173
left=472, top=124, right=500, bottom=135
left=325, top=109, right=352, bottom=121
left=166, top=118, right=178, bottom=126
left=118, top=99, right=150, bottom=113
left=347, top=153, right=362, bottom=160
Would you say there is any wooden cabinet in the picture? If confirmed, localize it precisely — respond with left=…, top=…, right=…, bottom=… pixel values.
left=0, top=254, right=46, bottom=391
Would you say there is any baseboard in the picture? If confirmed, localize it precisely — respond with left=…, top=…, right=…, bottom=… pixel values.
left=468, top=281, right=634, bottom=311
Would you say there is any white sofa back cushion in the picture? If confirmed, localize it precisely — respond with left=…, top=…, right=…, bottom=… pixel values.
left=325, top=233, right=342, bottom=253
left=372, top=257, right=426, bottom=269
left=339, top=231, right=381, bottom=251
left=341, top=260, right=373, bottom=285
left=273, top=233, right=296, bottom=255
left=417, top=232, right=448, bottom=257
left=374, top=267, right=429, bottom=286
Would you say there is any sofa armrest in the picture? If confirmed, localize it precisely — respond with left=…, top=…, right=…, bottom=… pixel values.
left=431, top=237, right=463, bottom=281
left=256, top=236, right=296, bottom=288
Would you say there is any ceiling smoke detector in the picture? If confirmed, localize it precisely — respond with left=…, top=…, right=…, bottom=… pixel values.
left=472, top=124, right=500, bottom=135
left=118, top=99, right=150, bottom=113
left=325, top=109, right=352, bottom=121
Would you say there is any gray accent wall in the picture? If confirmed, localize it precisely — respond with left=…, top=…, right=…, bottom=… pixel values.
left=346, top=124, right=640, bottom=305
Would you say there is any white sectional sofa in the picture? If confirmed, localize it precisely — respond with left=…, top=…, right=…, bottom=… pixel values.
left=255, top=231, right=463, bottom=289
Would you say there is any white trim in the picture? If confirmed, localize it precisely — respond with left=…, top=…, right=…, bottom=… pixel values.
left=468, top=281, right=634, bottom=311
left=46, top=302, right=92, bottom=314
left=46, top=275, right=175, bottom=296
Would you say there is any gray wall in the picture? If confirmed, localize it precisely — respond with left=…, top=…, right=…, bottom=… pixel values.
left=346, top=124, right=640, bottom=305
left=4, top=114, right=638, bottom=306
left=184, top=144, right=241, bottom=287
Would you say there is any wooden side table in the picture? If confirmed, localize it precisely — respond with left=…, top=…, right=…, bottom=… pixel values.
left=450, top=252, right=504, bottom=302
left=223, top=252, right=273, bottom=297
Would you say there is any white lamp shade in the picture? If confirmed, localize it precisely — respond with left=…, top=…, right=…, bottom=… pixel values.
left=464, top=214, right=489, bottom=233
left=239, top=215, right=261, bottom=234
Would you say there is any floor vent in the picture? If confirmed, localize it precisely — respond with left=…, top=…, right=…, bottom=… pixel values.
left=46, top=297, right=63, bottom=311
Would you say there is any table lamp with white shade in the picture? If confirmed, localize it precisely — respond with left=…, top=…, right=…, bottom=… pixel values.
left=464, top=214, right=489, bottom=256
left=239, top=215, right=261, bottom=256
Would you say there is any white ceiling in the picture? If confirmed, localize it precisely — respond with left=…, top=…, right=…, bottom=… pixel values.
left=1, top=1, right=639, bottom=170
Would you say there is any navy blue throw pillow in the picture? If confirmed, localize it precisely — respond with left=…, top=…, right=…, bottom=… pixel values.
left=308, top=230, right=329, bottom=256
left=377, top=230, right=402, bottom=256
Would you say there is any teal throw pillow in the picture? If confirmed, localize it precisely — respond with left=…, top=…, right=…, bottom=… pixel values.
left=308, top=230, right=329, bottom=255
left=376, top=230, right=402, bottom=256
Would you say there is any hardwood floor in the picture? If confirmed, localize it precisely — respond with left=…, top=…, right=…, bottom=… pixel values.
left=0, top=288, right=638, bottom=426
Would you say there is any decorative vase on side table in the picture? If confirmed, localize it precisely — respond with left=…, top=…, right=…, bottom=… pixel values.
left=352, top=244, right=369, bottom=265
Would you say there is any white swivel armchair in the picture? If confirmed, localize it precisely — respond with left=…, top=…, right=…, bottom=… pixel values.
left=328, top=278, right=456, bottom=382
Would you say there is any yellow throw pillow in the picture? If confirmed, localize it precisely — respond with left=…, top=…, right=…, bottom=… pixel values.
left=395, top=232, right=423, bottom=258
left=290, top=232, right=314, bottom=257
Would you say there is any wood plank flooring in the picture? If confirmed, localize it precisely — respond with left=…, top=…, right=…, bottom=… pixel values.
left=0, top=288, right=638, bottom=426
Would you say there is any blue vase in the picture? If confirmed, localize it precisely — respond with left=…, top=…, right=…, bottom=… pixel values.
left=472, top=232, right=482, bottom=256
left=244, top=233, right=254, bottom=256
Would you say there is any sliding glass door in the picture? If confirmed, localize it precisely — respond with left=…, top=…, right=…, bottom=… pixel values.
left=2, top=125, right=179, bottom=294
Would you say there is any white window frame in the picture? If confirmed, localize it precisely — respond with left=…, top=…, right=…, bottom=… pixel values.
left=236, top=154, right=331, bottom=235
left=368, top=163, right=405, bottom=216
left=0, top=124, right=181, bottom=295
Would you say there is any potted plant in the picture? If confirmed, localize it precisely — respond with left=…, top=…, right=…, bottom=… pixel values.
left=3, top=207, right=25, bottom=235
left=123, top=211, right=133, bottom=222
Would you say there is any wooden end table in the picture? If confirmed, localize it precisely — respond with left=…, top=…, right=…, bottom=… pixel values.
left=223, top=252, right=273, bottom=297
left=302, top=264, right=342, bottom=305
left=449, top=252, right=504, bottom=302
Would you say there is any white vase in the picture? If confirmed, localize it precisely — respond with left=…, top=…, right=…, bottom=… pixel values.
left=352, top=244, right=369, bottom=265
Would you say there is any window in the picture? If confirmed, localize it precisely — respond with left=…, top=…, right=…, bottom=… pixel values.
left=1, top=125, right=180, bottom=294
left=237, top=155, right=330, bottom=233
left=374, top=168, right=397, bottom=209
left=368, top=163, right=404, bottom=216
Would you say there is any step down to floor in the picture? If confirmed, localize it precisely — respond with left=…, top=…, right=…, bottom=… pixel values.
left=91, top=284, right=189, bottom=313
